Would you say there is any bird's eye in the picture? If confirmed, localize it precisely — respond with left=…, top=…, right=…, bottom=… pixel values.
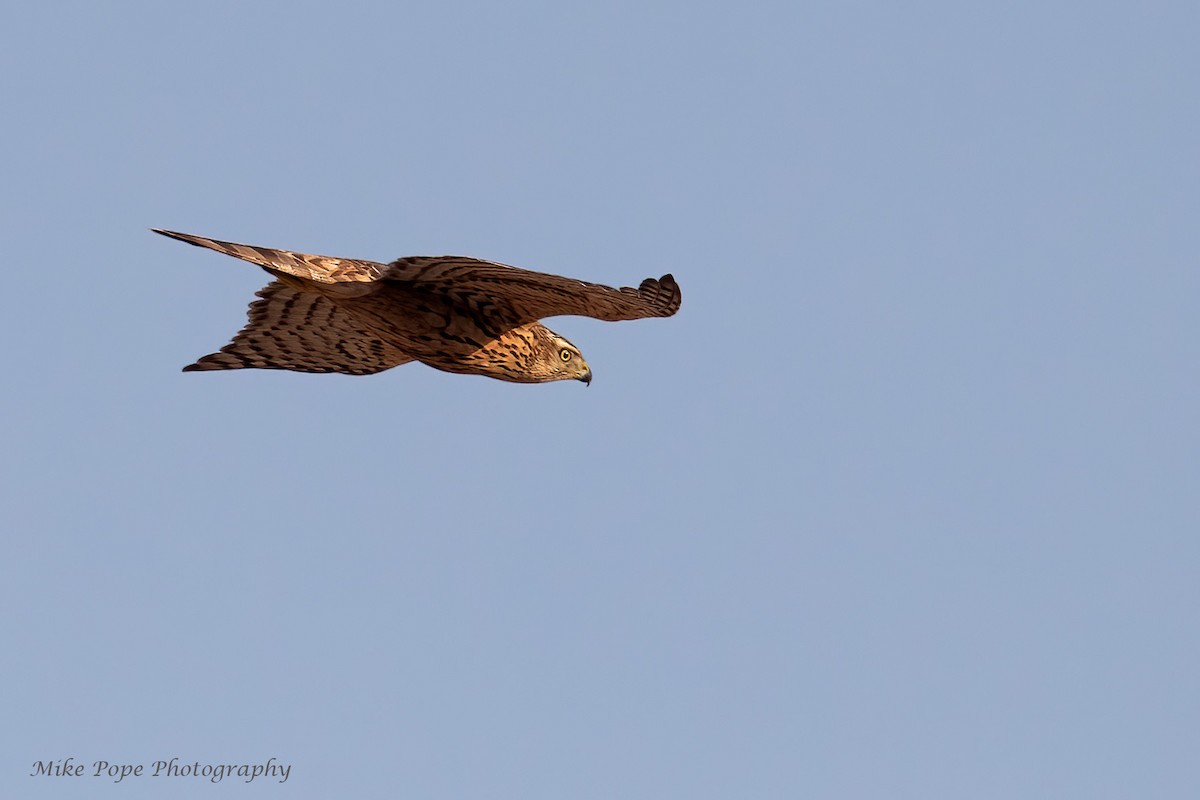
left=560, top=349, right=572, bottom=362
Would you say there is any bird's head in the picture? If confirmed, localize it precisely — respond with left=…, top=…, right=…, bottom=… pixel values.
left=547, top=333, right=592, bottom=385
left=517, top=325, right=592, bottom=384
left=454, top=323, right=592, bottom=385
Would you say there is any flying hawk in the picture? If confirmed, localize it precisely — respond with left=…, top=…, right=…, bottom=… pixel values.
left=154, top=229, right=681, bottom=384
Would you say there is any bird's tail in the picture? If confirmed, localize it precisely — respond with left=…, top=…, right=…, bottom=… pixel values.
left=152, top=229, right=385, bottom=284
left=183, top=280, right=414, bottom=374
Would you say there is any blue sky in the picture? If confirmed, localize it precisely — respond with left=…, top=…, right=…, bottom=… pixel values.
left=2, top=1, right=1198, bottom=797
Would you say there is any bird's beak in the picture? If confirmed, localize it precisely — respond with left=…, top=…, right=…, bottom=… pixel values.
left=578, top=368, right=592, bottom=386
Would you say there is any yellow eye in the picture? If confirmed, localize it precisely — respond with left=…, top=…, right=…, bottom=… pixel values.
left=560, top=349, right=572, bottom=362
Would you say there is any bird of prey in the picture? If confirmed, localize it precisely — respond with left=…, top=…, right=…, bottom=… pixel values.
left=153, top=229, right=681, bottom=384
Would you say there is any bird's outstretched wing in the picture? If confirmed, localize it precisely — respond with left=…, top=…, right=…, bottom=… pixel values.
left=184, top=280, right=413, bottom=375
left=154, top=229, right=681, bottom=325
left=382, top=256, right=681, bottom=325
left=153, top=229, right=385, bottom=283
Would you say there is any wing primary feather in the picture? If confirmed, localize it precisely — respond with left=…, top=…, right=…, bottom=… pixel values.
left=152, top=228, right=384, bottom=284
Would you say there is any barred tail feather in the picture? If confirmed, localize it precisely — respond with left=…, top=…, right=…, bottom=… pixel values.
left=185, top=280, right=413, bottom=375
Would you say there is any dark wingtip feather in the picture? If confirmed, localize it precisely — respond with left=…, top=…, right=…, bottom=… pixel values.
left=638, top=273, right=682, bottom=316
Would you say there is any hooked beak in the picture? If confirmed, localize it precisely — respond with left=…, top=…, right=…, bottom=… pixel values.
left=578, top=368, right=592, bottom=386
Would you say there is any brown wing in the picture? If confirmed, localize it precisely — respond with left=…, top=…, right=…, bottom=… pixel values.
left=185, top=281, right=413, bottom=375
left=153, top=229, right=385, bottom=283
left=381, top=256, right=681, bottom=325
left=154, top=229, right=681, bottom=325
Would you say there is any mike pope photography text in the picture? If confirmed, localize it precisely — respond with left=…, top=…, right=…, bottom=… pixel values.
left=30, top=756, right=291, bottom=784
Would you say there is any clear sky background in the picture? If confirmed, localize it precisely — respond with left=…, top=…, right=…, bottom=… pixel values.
left=2, top=1, right=1197, bottom=797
